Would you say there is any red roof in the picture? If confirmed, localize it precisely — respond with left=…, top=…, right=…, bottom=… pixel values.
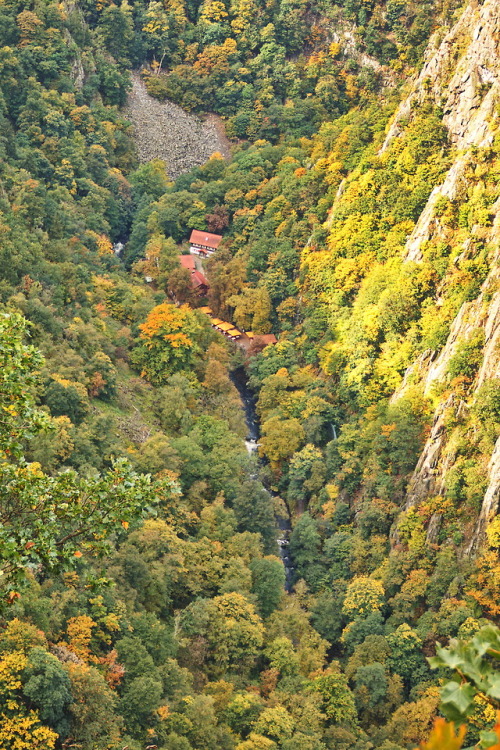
left=256, top=334, right=277, bottom=345
left=180, top=255, right=195, bottom=271
left=192, top=270, right=209, bottom=288
left=189, top=230, right=222, bottom=250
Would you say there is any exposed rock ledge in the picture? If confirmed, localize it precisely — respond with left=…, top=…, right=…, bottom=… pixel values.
left=378, top=0, right=500, bottom=263
left=125, top=73, right=232, bottom=179
left=402, top=209, right=500, bottom=550
left=386, top=0, right=500, bottom=550
left=380, top=0, right=500, bottom=156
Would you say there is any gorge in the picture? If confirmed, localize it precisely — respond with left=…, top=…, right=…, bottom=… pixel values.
left=230, top=365, right=295, bottom=591
left=0, top=0, right=500, bottom=747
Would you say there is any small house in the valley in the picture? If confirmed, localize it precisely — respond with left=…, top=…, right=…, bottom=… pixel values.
left=189, top=229, right=222, bottom=258
left=180, top=255, right=210, bottom=296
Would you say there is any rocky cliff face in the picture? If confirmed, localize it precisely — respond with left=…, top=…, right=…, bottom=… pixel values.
left=403, top=235, right=500, bottom=550
left=382, top=0, right=500, bottom=263
left=383, top=0, right=500, bottom=550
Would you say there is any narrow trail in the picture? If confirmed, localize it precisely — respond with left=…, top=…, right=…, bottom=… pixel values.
left=125, top=73, right=231, bottom=178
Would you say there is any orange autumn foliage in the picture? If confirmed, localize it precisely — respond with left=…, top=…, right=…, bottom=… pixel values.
left=417, top=718, right=466, bottom=750
left=466, top=552, right=500, bottom=617
left=139, top=303, right=193, bottom=350
left=137, top=303, right=203, bottom=383
left=65, top=615, right=97, bottom=662
left=417, top=716, right=500, bottom=750
left=98, top=649, right=125, bottom=688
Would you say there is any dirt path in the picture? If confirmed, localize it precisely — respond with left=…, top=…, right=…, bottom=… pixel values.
left=125, top=73, right=232, bottom=178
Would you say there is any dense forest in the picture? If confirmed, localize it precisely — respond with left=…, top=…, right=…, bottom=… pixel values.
left=1, top=0, right=500, bottom=747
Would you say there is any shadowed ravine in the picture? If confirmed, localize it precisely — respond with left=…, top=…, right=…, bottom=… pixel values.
left=125, top=76, right=294, bottom=590
left=230, top=367, right=295, bottom=592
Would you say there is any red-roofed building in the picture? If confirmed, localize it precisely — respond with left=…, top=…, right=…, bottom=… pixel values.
left=189, top=230, right=222, bottom=258
left=179, top=254, right=209, bottom=296
left=257, top=333, right=277, bottom=346
left=180, top=255, right=195, bottom=271
left=192, top=270, right=209, bottom=295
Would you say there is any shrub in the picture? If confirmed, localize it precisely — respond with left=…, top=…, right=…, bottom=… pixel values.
left=447, top=331, right=484, bottom=381
left=473, top=380, right=500, bottom=422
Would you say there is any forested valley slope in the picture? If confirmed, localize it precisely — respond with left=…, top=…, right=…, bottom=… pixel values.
left=1, top=0, right=500, bottom=747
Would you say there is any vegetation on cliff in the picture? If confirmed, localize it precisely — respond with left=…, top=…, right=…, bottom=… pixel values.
left=0, top=0, right=499, bottom=747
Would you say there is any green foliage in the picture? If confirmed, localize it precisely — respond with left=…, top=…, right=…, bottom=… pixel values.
left=313, top=666, right=358, bottom=725
left=473, top=381, right=500, bottom=423
left=134, top=303, right=206, bottom=383
left=233, top=481, right=278, bottom=553
left=447, top=331, right=485, bottom=381
left=355, top=662, right=388, bottom=706
left=224, top=691, right=264, bottom=736
left=259, top=416, right=306, bottom=469
left=253, top=705, right=295, bottom=743
left=341, top=612, right=385, bottom=653
left=0, top=0, right=498, bottom=746
left=289, top=512, right=324, bottom=589
left=387, top=624, right=427, bottom=688
left=311, top=588, right=348, bottom=645
left=22, top=647, right=72, bottom=738
left=119, top=675, right=163, bottom=732
left=250, top=556, right=285, bottom=618
left=130, top=160, right=171, bottom=201
left=178, top=592, right=265, bottom=676
left=67, top=663, right=122, bottom=749
left=265, top=636, right=299, bottom=678
left=0, top=456, right=179, bottom=594
left=287, top=444, right=326, bottom=512
left=428, top=624, right=500, bottom=724
left=44, top=377, right=90, bottom=424
left=0, top=312, right=47, bottom=458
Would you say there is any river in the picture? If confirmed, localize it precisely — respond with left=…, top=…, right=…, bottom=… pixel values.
left=230, top=367, right=295, bottom=592
left=123, top=82, right=294, bottom=589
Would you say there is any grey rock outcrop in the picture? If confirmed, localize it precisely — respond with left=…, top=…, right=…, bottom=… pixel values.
left=380, top=0, right=500, bottom=155
left=402, top=202, right=500, bottom=549
left=404, top=156, right=470, bottom=263
left=380, top=0, right=500, bottom=550
left=467, top=433, right=500, bottom=553
left=125, top=73, right=231, bottom=178
left=379, top=0, right=500, bottom=263
left=404, top=393, right=456, bottom=511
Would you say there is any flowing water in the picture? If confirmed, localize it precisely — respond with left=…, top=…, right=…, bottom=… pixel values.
left=123, top=81, right=294, bottom=587
left=230, top=367, right=294, bottom=591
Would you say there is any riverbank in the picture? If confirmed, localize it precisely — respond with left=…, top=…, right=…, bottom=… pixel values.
left=230, top=366, right=295, bottom=591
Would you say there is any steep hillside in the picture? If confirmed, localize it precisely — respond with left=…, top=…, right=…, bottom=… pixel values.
left=1, top=0, right=500, bottom=748
left=383, top=0, right=500, bottom=551
left=303, top=0, right=500, bottom=552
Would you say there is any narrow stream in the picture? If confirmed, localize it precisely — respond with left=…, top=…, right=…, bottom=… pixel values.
left=230, top=367, right=295, bottom=591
